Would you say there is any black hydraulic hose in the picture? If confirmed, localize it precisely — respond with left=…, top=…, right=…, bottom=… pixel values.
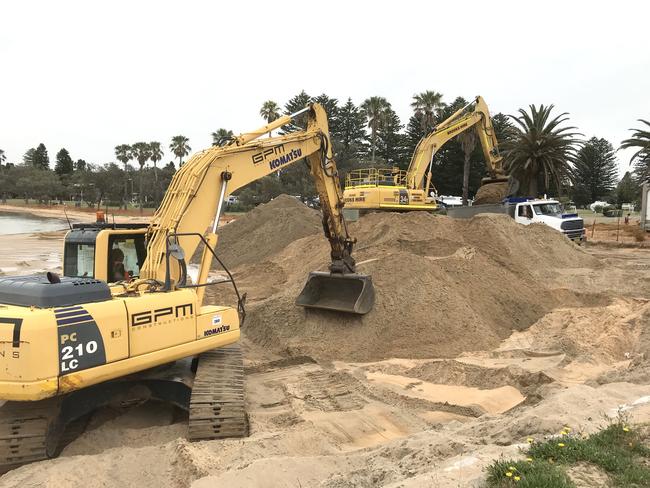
left=204, top=244, right=246, bottom=325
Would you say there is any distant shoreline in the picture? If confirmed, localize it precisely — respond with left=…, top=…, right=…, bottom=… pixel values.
left=0, top=204, right=148, bottom=225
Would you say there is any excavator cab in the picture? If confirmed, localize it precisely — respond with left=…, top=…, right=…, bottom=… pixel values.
left=297, top=271, right=374, bottom=315
left=63, top=223, right=149, bottom=282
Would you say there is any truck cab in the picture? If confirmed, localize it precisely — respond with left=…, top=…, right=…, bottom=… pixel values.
left=510, top=199, right=585, bottom=243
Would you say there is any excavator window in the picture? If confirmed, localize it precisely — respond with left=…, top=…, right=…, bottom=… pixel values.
left=107, top=235, right=147, bottom=282
left=64, top=242, right=96, bottom=278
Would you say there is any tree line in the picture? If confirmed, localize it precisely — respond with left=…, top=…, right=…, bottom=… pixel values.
left=0, top=92, right=648, bottom=210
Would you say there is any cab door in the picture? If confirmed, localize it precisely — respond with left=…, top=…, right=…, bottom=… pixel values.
left=93, top=229, right=147, bottom=282
left=516, top=204, right=534, bottom=225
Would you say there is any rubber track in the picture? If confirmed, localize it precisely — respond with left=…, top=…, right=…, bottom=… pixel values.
left=188, top=344, right=248, bottom=440
left=0, top=398, right=62, bottom=473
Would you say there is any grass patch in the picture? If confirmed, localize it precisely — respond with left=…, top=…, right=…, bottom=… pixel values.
left=485, top=420, right=650, bottom=487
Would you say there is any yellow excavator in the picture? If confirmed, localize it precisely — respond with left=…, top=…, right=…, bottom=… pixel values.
left=343, top=96, right=515, bottom=211
left=0, top=104, right=375, bottom=471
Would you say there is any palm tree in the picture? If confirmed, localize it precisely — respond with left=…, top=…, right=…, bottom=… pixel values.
left=115, top=144, right=133, bottom=209
left=211, top=128, right=234, bottom=147
left=361, top=96, right=391, bottom=164
left=502, top=104, right=581, bottom=197
left=170, top=135, right=191, bottom=167
left=620, top=119, right=650, bottom=182
left=260, top=100, right=281, bottom=122
left=260, top=101, right=281, bottom=138
left=149, top=141, right=164, bottom=204
left=411, top=91, right=444, bottom=131
left=458, top=129, right=477, bottom=205
left=131, top=142, right=152, bottom=213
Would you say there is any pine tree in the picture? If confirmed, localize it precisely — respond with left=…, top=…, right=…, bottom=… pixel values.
left=55, top=148, right=74, bottom=176
left=23, top=148, right=36, bottom=166
left=75, top=159, right=87, bottom=171
left=332, top=98, right=367, bottom=177
left=405, top=115, right=427, bottom=163
left=616, top=171, right=639, bottom=206
left=312, top=94, right=340, bottom=135
left=32, top=143, right=50, bottom=170
left=492, top=113, right=517, bottom=145
left=376, top=108, right=409, bottom=169
left=572, top=137, right=619, bottom=206
left=335, top=99, right=366, bottom=152
left=281, top=90, right=312, bottom=133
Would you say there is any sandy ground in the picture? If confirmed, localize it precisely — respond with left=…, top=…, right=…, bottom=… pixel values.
left=586, top=221, right=648, bottom=245
left=0, top=200, right=649, bottom=487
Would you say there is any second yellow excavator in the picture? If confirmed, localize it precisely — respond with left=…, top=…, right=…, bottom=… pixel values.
left=343, top=96, right=515, bottom=211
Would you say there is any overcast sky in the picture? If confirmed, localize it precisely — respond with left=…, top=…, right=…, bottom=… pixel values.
left=1, top=0, right=648, bottom=176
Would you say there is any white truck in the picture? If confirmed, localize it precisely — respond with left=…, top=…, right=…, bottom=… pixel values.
left=447, top=197, right=586, bottom=243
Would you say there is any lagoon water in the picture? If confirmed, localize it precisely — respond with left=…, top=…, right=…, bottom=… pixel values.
left=0, top=212, right=66, bottom=235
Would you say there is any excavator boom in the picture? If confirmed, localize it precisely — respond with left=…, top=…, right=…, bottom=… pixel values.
left=139, top=103, right=374, bottom=314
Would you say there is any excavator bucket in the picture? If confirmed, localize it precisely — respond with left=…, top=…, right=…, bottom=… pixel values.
left=296, top=272, right=375, bottom=315
left=473, top=176, right=519, bottom=205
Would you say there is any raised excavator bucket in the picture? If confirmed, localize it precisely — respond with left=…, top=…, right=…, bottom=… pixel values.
left=296, top=271, right=375, bottom=315
left=473, top=176, right=519, bottom=205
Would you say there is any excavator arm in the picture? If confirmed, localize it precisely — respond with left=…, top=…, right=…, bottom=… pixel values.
left=406, top=96, right=508, bottom=196
left=138, top=103, right=374, bottom=314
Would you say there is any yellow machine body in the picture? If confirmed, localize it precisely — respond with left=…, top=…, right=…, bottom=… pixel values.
left=0, top=292, right=239, bottom=401
left=343, top=168, right=436, bottom=211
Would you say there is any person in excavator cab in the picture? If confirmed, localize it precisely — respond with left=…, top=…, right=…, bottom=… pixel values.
left=110, top=248, right=130, bottom=281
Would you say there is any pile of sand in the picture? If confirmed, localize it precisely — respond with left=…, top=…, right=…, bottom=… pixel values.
left=207, top=197, right=599, bottom=362
left=215, top=195, right=321, bottom=269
